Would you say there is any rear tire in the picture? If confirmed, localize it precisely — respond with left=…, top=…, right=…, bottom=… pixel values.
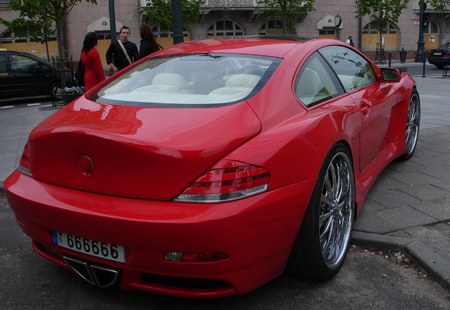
left=288, top=143, right=355, bottom=280
left=400, top=90, right=420, bottom=160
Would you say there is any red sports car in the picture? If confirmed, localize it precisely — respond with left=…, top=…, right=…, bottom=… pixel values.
left=4, top=38, right=420, bottom=298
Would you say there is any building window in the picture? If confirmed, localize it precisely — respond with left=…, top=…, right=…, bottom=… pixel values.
left=319, top=30, right=336, bottom=35
left=0, top=25, right=56, bottom=43
left=94, top=31, right=112, bottom=40
left=208, top=20, right=244, bottom=37
left=259, top=20, right=283, bottom=35
left=362, top=22, right=398, bottom=34
left=424, top=21, right=438, bottom=34
left=151, top=24, right=189, bottom=37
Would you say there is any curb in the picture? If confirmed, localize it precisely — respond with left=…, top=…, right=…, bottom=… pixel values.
left=352, top=231, right=450, bottom=291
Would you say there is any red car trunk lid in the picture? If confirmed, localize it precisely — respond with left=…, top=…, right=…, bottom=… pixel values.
left=27, top=98, right=261, bottom=200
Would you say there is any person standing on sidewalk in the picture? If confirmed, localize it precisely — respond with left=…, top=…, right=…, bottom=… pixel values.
left=106, top=26, right=139, bottom=73
left=80, top=32, right=105, bottom=91
left=346, top=36, right=355, bottom=47
left=139, top=24, right=161, bottom=58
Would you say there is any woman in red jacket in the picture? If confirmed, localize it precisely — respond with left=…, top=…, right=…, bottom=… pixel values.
left=80, top=32, right=105, bottom=91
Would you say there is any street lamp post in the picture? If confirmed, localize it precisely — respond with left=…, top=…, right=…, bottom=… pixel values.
left=172, top=0, right=184, bottom=45
left=334, top=15, right=342, bottom=40
left=108, top=0, right=117, bottom=43
left=415, top=0, right=426, bottom=62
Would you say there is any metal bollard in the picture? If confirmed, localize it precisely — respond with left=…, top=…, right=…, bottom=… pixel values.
left=388, top=52, right=392, bottom=67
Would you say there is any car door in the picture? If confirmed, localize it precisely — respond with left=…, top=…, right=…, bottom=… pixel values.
left=319, top=46, right=398, bottom=172
left=8, top=53, right=54, bottom=98
left=0, top=53, right=14, bottom=100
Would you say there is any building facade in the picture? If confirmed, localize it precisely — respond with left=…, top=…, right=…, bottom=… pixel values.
left=0, top=0, right=449, bottom=66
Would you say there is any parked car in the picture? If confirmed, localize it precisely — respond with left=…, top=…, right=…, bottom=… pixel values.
left=426, top=42, right=450, bottom=69
left=4, top=38, right=420, bottom=298
left=0, top=49, right=74, bottom=103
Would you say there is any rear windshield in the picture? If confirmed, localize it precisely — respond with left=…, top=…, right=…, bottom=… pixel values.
left=95, top=53, right=280, bottom=106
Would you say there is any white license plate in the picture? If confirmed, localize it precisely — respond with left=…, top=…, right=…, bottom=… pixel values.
left=51, top=231, right=125, bottom=263
left=433, top=52, right=442, bottom=56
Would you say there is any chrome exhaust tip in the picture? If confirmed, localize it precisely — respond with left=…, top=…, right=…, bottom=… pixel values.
left=63, top=256, right=119, bottom=288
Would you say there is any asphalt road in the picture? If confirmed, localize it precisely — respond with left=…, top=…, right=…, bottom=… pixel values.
left=1, top=195, right=450, bottom=309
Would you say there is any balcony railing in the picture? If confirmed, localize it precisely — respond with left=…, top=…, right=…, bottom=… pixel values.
left=138, top=0, right=264, bottom=9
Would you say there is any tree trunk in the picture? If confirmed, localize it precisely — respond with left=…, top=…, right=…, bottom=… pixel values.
left=55, top=19, right=66, bottom=88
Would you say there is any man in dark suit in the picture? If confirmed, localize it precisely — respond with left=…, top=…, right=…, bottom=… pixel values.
left=106, top=26, right=140, bottom=72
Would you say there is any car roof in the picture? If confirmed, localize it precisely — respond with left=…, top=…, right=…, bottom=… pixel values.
left=155, top=37, right=351, bottom=60
left=156, top=38, right=304, bottom=58
left=0, top=49, right=52, bottom=64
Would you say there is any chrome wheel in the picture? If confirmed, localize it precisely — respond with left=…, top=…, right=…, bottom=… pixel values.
left=319, top=151, right=354, bottom=269
left=405, top=91, right=420, bottom=158
left=288, top=144, right=355, bottom=280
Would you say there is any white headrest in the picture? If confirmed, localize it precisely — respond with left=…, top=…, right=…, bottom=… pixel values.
left=152, top=73, right=188, bottom=89
left=226, top=74, right=260, bottom=89
left=296, top=68, right=322, bottom=97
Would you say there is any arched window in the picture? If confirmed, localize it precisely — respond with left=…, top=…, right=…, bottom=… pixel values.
left=424, top=21, right=439, bottom=34
left=208, top=20, right=244, bottom=37
left=362, top=22, right=399, bottom=34
left=259, top=20, right=283, bottom=35
left=361, top=22, right=399, bottom=52
left=423, top=22, right=440, bottom=50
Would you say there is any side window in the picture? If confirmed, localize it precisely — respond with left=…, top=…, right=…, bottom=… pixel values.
left=294, top=52, right=341, bottom=107
left=0, top=55, right=7, bottom=73
left=10, top=55, right=41, bottom=74
left=319, top=46, right=376, bottom=92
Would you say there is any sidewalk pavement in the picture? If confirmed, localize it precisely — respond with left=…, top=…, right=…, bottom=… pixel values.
left=0, top=73, right=449, bottom=290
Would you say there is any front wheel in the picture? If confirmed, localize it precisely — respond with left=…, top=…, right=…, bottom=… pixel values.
left=288, top=143, right=355, bottom=280
left=400, top=90, right=420, bottom=160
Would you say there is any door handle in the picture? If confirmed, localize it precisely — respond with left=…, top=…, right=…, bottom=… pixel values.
left=360, top=102, right=370, bottom=116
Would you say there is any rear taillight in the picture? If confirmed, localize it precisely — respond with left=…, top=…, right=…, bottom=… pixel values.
left=18, top=143, right=32, bottom=176
left=446, top=50, right=450, bottom=57
left=175, top=160, right=270, bottom=203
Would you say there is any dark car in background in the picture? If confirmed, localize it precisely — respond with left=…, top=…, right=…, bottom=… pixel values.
left=0, top=49, right=74, bottom=103
left=427, top=43, right=450, bottom=69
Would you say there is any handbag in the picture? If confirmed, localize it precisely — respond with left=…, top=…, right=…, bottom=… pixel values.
left=75, top=60, right=85, bottom=86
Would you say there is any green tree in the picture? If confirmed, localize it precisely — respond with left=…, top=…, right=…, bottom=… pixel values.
left=357, top=0, right=409, bottom=61
left=144, top=0, right=203, bottom=33
left=428, top=0, right=450, bottom=11
left=257, top=0, right=315, bottom=35
left=1, top=0, right=97, bottom=61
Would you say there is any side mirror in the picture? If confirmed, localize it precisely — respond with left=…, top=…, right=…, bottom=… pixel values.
left=380, top=68, right=401, bottom=82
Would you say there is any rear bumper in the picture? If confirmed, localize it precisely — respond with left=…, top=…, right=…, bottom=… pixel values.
left=427, top=57, right=450, bottom=67
left=4, top=170, right=314, bottom=298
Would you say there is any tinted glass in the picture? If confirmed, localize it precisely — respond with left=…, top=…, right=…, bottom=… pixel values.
left=0, top=55, right=7, bottom=73
left=96, top=54, right=280, bottom=106
left=438, top=43, right=450, bottom=50
left=10, top=55, right=41, bottom=74
left=294, top=52, right=340, bottom=107
left=319, top=46, right=376, bottom=92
